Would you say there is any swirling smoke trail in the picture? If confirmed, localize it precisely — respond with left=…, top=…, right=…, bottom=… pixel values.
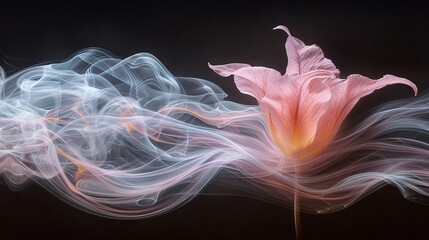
left=1, top=48, right=429, bottom=218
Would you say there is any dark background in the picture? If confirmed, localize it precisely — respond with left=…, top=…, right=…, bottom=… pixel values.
left=1, top=1, right=429, bottom=240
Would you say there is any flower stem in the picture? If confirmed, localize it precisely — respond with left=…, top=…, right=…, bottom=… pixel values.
left=294, top=163, right=301, bottom=240
left=294, top=191, right=301, bottom=239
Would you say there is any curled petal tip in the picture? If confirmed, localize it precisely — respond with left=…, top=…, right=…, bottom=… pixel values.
left=411, top=84, right=418, bottom=96
left=208, top=62, right=233, bottom=77
left=411, top=81, right=418, bottom=96
left=385, top=74, right=418, bottom=96
left=273, top=25, right=291, bottom=36
left=209, top=63, right=251, bottom=77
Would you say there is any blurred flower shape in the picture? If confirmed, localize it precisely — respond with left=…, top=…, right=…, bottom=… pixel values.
left=210, top=25, right=417, bottom=160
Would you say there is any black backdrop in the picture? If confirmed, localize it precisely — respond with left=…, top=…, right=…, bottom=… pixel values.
left=1, top=1, right=429, bottom=240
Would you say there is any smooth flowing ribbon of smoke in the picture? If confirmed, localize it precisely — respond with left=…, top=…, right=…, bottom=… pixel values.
left=0, top=48, right=429, bottom=218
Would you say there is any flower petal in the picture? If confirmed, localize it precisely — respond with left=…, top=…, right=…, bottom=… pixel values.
left=209, top=63, right=281, bottom=100
left=208, top=63, right=250, bottom=77
left=315, top=74, right=418, bottom=144
left=274, top=25, right=339, bottom=77
left=342, top=74, right=417, bottom=99
left=262, top=73, right=332, bottom=153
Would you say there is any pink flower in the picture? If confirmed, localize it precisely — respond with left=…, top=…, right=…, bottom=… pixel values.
left=210, top=25, right=417, bottom=160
